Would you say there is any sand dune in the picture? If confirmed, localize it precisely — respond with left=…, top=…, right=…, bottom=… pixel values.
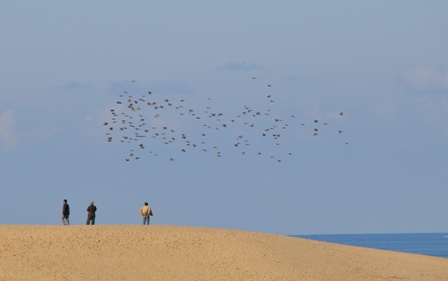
left=0, top=225, right=447, bottom=281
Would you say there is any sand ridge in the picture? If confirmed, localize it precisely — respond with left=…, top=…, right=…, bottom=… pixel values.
left=0, top=225, right=447, bottom=280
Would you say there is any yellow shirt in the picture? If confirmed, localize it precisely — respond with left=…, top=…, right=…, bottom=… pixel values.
left=140, top=205, right=152, bottom=216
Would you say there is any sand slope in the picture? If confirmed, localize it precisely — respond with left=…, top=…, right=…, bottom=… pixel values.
left=0, top=225, right=447, bottom=281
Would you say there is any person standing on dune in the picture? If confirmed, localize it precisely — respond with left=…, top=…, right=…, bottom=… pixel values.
left=140, top=202, right=153, bottom=225
left=61, top=199, right=70, bottom=226
left=86, top=201, right=97, bottom=225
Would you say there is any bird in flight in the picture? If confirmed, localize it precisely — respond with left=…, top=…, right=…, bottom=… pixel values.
left=103, top=79, right=348, bottom=163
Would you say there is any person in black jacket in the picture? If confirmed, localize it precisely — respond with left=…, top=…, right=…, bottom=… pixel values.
left=86, top=201, right=97, bottom=225
left=62, top=199, right=70, bottom=226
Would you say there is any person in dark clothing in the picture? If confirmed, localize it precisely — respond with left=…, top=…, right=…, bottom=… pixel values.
left=86, top=201, right=97, bottom=225
left=62, top=199, right=70, bottom=226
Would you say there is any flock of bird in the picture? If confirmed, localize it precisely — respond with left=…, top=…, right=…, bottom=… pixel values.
left=104, top=78, right=347, bottom=163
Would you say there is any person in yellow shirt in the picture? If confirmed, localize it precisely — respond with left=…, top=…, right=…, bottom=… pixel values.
left=140, top=202, right=153, bottom=225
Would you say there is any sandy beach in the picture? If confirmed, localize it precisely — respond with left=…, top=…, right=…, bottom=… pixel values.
left=0, top=225, right=447, bottom=281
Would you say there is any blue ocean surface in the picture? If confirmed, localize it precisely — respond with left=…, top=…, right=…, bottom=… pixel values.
left=292, top=233, right=448, bottom=259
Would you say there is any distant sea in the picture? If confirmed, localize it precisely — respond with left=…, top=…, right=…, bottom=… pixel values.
left=292, top=233, right=448, bottom=259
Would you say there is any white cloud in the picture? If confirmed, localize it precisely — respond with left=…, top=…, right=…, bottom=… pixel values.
left=401, top=66, right=448, bottom=91
left=29, top=122, right=59, bottom=141
left=403, top=94, right=448, bottom=140
left=150, top=81, right=193, bottom=95
left=85, top=114, right=94, bottom=123
left=57, top=81, right=90, bottom=91
left=107, top=80, right=193, bottom=96
left=411, top=95, right=448, bottom=123
left=0, top=110, right=17, bottom=148
left=215, top=61, right=262, bottom=72
left=376, top=100, right=397, bottom=120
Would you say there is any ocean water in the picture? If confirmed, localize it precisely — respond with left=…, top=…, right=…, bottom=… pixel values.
left=292, top=233, right=448, bottom=259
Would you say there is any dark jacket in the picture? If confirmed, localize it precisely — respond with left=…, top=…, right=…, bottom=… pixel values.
left=87, top=205, right=97, bottom=214
left=62, top=203, right=70, bottom=216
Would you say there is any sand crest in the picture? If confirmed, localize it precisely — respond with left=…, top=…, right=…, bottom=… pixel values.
left=0, top=225, right=447, bottom=281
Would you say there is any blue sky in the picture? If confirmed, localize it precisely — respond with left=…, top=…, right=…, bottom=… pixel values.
left=1, top=1, right=448, bottom=235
